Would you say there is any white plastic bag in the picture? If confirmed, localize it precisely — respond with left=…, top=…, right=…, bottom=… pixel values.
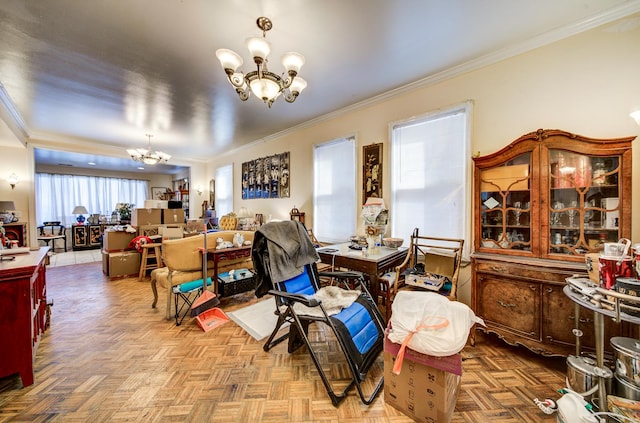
left=388, top=291, right=485, bottom=357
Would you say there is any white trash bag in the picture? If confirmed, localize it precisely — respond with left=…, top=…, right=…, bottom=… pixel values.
left=388, top=291, right=485, bottom=359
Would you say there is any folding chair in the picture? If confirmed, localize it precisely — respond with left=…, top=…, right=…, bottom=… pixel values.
left=171, top=277, right=212, bottom=326
left=253, top=221, right=385, bottom=406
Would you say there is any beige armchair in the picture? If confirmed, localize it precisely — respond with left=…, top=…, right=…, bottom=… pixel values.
left=218, top=213, right=238, bottom=230
left=150, top=230, right=254, bottom=319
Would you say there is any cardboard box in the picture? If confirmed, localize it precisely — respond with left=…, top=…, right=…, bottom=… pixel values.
left=384, top=336, right=461, bottom=423
left=131, top=208, right=162, bottom=226
left=162, top=209, right=185, bottom=224
left=480, top=164, right=529, bottom=192
left=105, top=251, right=141, bottom=279
left=102, top=250, right=109, bottom=275
left=144, top=200, right=168, bottom=209
left=103, top=230, right=136, bottom=252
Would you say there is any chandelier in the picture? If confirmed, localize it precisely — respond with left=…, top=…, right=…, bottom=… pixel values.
left=215, top=17, right=307, bottom=108
left=126, top=134, right=171, bottom=165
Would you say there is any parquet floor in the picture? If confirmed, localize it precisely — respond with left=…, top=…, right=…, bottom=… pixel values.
left=0, top=261, right=567, bottom=422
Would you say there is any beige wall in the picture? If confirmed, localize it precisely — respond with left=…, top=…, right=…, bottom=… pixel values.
left=207, top=15, right=640, bottom=239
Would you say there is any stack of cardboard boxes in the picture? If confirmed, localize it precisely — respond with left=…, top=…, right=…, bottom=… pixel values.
left=384, top=334, right=462, bottom=423
left=102, top=207, right=186, bottom=279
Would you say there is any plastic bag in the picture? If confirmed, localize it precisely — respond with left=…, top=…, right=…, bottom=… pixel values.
left=388, top=291, right=485, bottom=359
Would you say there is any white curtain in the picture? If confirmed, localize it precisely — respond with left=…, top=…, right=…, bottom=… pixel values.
left=215, top=164, right=234, bottom=216
left=35, top=173, right=149, bottom=226
left=313, top=137, right=356, bottom=243
left=391, top=104, right=470, bottom=255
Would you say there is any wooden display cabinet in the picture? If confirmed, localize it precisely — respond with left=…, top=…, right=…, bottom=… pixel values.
left=472, top=129, right=635, bottom=356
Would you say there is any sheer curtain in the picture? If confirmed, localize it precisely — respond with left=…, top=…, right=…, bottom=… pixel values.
left=35, top=173, right=149, bottom=226
left=391, top=103, right=471, bottom=256
left=313, top=136, right=356, bottom=243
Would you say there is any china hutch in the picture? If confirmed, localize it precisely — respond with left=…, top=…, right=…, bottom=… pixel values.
left=472, top=129, right=635, bottom=356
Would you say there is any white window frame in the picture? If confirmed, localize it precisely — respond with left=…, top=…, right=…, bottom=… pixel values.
left=390, top=101, right=472, bottom=258
left=313, top=136, right=357, bottom=243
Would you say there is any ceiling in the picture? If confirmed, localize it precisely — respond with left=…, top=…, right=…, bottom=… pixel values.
left=1, top=0, right=640, bottom=175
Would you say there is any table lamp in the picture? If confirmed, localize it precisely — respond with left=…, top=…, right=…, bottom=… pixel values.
left=72, top=206, right=89, bottom=224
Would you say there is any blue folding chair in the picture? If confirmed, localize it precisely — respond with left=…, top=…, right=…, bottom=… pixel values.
left=253, top=221, right=385, bottom=406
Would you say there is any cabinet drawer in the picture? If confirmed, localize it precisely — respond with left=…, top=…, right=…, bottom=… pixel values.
left=475, top=260, right=575, bottom=283
left=542, top=284, right=623, bottom=352
left=476, top=273, right=540, bottom=340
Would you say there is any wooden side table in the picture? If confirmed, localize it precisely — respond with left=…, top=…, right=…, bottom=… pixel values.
left=138, top=243, right=163, bottom=280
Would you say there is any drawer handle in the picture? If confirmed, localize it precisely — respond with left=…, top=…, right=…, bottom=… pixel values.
left=568, top=315, right=592, bottom=324
left=490, top=265, right=506, bottom=273
left=497, top=300, right=516, bottom=308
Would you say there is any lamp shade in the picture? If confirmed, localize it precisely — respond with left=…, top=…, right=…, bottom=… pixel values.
left=72, top=206, right=89, bottom=215
left=0, top=201, right=16, bottom=211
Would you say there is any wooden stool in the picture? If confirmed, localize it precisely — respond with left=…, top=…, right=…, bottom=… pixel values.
left=138, top=243, right=163, bottom=280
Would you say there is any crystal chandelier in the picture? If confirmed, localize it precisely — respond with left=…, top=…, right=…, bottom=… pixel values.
left=126, top=134, right=171, bottom=165
left=215, top=17, right=307, bottom=108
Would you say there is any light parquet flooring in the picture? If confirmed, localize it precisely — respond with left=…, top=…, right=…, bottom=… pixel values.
left=0, top=261, right=567, bottom=422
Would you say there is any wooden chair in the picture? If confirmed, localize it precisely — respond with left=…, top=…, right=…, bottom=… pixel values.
left=379, top=228, right=464, bottom=320
left=37, top=223, right=68, bottom=252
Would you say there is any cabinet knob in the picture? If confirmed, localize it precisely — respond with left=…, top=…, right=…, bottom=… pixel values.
left=497, top=300, right=516, bottom=308
left=490, top=265, right=506, bottom=273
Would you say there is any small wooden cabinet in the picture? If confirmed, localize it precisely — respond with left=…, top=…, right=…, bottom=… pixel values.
left=472, top=129, right=635, bottom=356
left=72, top=224, right=113, bottom=250
left=0, top=248, right=49, bottom=386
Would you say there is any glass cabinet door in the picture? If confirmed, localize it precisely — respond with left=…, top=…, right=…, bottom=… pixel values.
left=479, top=152, right=532, bottom=252
left=548, top=149, right=620, bottom=256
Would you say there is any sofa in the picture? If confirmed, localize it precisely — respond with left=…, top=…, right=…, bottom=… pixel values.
left=151, top=230, right=255, bottom=319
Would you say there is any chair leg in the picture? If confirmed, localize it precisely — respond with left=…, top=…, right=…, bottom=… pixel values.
left=263, top=311, right=292, bottom=352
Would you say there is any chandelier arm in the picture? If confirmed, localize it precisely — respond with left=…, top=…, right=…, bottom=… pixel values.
left=283, top=91, right=299, bottom=103
left=236, top=89, right=250, bottom=101
left=227, top=72, right=247, bottom=89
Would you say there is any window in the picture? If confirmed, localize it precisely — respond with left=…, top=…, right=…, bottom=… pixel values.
left=391, top=102, right=471, bottom=256
left=215, top=164, right=234, bottom=216
left=313, top=136, right=356, bottom=243
left=35, top=173, right=148, bottom=225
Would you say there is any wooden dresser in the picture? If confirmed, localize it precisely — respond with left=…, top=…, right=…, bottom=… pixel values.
left=0, top=247, right=49, bottom=386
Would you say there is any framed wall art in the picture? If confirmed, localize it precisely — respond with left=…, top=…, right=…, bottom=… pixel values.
left=151, top=187, right=166, bottom=200
left=363, top=143, right=382, bottom=200
left=242, top=152, right=290, bottom=199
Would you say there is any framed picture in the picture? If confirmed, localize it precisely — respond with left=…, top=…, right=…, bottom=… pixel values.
left=363, top=143, right=383, bottom=200
left=241, top=151, right=290, bottom=199
left=151, top=187, right=166, bottom=200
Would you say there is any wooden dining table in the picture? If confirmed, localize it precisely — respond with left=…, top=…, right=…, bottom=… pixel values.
left=316, top=243, right=408, bottom=303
